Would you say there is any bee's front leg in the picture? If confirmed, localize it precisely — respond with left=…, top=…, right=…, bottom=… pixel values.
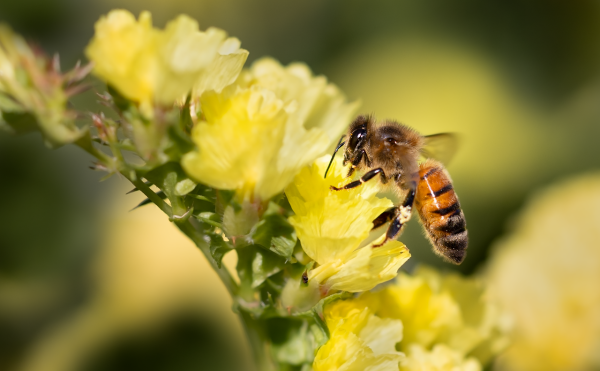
left=346, top=149, right=371, bottom=177
left=331, top=167, right=387, bottom=191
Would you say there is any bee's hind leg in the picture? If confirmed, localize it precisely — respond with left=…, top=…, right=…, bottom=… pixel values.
left=372, top=184, right=416, bottom=247
left=372, top=207, right=396, bottom=230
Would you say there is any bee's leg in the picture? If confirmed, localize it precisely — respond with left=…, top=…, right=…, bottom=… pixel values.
left=373, top=183, right=416, bottom=247
left=372, top=207, right=397, bottom=230
left=346, top=149, right=371, bottom=177
left=331, top=167, right=387, bottom=191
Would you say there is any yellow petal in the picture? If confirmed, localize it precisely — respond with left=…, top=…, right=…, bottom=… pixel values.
left=309, top=240, right=410, bottom=292
left=155, top=21, right=226, bottom=104
left=193, top=37, right=249, bottom=95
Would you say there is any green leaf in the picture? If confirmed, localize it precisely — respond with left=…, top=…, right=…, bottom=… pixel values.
left=187, top=184, right=216, bottom=214
left=126, top=181, right=153, bottom=194
left=143, top=162, right=197, bottom=197
left=268, top=319, right=315, bottom=366
left=174, top=178, right=197, bottom=196
left=116, top=138, right=136, bottom=152
left=194, top=211, right=223, bottom=228
left=180, top=95, right=194, bottom=130
left=160, top=97, right=196, bottom=162
left=237, top=245, right=286, bottom=289
left=216, top=189, right=241, bottom=213
left=130, top=190, right=166, bottom=210
left=205, top=231, right=232, bottom=268
left=164, top=171, right=178, bottom=195
left=143, top=162, right=193, bottom=218
left=163, top=122, right=195, bottom=161
left=265, top=272, right=286, bottom=294
left=270, top=235, right=296, bottom=258
left=251, top=213, right=297, bottom=258
left=251, top=248, right=285, bottom=288
left=189, top=194, right=214, bottom=203
left=222, top=202, right=259, bottom=239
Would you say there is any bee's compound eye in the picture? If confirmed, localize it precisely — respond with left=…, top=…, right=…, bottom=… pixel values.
left=348, top=126, right=367, bottom=151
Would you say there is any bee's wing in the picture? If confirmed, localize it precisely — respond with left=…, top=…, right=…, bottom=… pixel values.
left=420, top=133, right=459, bottom=165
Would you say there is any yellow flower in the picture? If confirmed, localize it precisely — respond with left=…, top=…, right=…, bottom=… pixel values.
left=85, top=10, right=247, bottom=112
left=182, top=57, right=358, bottom=202
left=400, top=344, right=481, bottom=371
left=487, top=173, right=600, bottom=371
left=358, top=266, right=506, bottom=366
left=314, top=267, right=505, bottom=371
left=285, top=155, right=410, bottom=292
left=314, top=298, right=404, bottom=371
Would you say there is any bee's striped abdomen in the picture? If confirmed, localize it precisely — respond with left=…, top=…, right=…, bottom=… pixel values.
left=415, top=159, right=468, bottom=264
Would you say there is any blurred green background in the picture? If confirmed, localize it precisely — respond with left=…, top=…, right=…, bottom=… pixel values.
left=2, top=0, right=600, bottom=370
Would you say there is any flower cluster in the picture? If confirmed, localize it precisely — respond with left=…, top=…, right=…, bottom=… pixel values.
left=182, top=58, right=358, bottom=202
left=315, top=266, right=507, bottom=370
left=86, top=10, right=247, bottom=114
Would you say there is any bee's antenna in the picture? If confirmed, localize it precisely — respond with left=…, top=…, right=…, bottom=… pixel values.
left=324, top=135, right=346, bottom=178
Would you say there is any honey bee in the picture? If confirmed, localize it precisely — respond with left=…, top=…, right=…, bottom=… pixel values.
left=325, top=115, right=468, bottom=264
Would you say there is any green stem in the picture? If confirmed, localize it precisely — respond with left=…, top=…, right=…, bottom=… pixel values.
left=75, top=132, right=113, bottom=165
left=240, top=311, right=276, bottom=371
left=127, top=175, right=172, bottom=216
left=177, top=222, right=238, bottom=296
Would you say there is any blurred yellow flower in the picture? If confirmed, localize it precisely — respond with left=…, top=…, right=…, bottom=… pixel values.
left=85, top=10, right=247, bottom=113
left=358, top=266, right=506, bottom=366
left=182, top=58, right=358, bottom=201
left=285, top=155, right=410, bottom=292
left=314, top=298, right=404, bottom=371
left=314, top=267, right=505, bottom=371
left=400, top=344, right=481, bottom=371
left=487, top=173, right=600, bottom=371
